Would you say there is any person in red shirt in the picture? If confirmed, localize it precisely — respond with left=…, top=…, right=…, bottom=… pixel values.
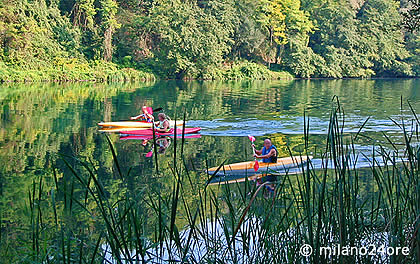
left=130, top=106, right=154, bottom=122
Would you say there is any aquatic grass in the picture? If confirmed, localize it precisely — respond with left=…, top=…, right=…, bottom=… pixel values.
left=3, top=101, right=419, bottom=263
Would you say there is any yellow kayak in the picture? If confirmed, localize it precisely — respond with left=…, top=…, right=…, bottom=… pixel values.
left=98, top=120, right=185, bottom=128
left=208, top=170, right=302, bottom=186
left=207, top=155, right=312, bottom=176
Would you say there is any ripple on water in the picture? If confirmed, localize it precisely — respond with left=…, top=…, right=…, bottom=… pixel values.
left=188, top=114, right=418, bottom=137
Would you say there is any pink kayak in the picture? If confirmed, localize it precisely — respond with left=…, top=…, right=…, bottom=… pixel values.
left=120, top=127, right=201, bottom=136
left=120, top=134, right=202, bottom=140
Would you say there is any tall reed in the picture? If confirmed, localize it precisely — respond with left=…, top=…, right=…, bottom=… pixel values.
left=3, top=100, right=419, bottom=263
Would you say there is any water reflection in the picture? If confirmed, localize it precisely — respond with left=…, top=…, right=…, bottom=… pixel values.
left=207, top=155, right=391, bottom=185
left=1, top=79, right=418, bottom=193
left=0, top=79, right=419, bottom=255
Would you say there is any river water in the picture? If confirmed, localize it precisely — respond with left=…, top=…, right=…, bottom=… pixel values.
left=0, top=79, right=419, bottom=258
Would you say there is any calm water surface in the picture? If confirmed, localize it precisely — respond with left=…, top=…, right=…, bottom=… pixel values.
left=0, top=79, right=419, bottom=242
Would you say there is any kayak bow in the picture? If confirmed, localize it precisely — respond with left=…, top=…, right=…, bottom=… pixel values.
left=98, top=120, right=185, bottom=128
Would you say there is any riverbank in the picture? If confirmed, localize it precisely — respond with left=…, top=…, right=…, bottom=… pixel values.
left=205, top=61, right=293, bottom=80
left=0, top=60, right=155, bottom=83
left=0, top=60, right=293, bottom=83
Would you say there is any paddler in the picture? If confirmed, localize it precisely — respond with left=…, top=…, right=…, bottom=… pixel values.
left=252, top=138, right=278, bottom=163
left=130, top=106, right=154, bottom=122
left=252, top=138, right=278, bottom=195
left=154, top=113, right=171, bottom=133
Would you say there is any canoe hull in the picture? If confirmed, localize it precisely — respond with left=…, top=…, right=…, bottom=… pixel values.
left=207, top=156, right=312, bottom=176
left=99, top=127, right=149, bottom=133
left=120, top=134, right=202, bottom=140
left=120, top=127, right=201, bottom=136
left=98, top=120, right=184, bottom=128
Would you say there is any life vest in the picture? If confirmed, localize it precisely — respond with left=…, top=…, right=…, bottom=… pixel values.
left=157, top=119, right=171, bottom=132
left=140, top=114, right=153, bottom=122
left=262, top=145, right=278, bottom=163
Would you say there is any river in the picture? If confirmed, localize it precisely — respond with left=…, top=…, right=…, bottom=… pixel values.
left=0, top=79, right=418, bottom=262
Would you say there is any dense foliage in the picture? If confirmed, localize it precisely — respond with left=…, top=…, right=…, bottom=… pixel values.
left=0, top=0, right=418, bottom=80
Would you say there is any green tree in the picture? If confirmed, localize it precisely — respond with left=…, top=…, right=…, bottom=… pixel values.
left=306, top=1, right=374, bottom=77
left=0, top=0, right=80, bottom=67
left=229, top=0, right=266, bottom=61
left=256, top=0, right=287, bottom=66
left=278, top=0, right=315, bottom=77
left=297, top=0, right=413, bottom=78
left=0, top=0, right=417, bottom=79
left=257, top=0, right=287, bottom=46
left=143, top=0, right=233, bottom=78
left=401, top=0, right=420, bottom=33
left=72, top=0, right=96, bottom=30
left=358, top=0, right=413, bottom=76
left=113, top=0, right=155, bottom=64
left=405, top=32, right=420, bottom=76
left=256, top=0, right=314, bottom=69
left=100, top=0, right=120, bottom=61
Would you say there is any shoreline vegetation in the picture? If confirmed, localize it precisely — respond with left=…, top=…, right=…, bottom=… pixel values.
left=0, top=60, right=156, bottom=82
left=0, top=60, right=293, bottom=82
left=0, top=0, right=418, bottom=83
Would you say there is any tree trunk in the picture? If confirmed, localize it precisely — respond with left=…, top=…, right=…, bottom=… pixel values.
left=269, top=27, right=273, bottom=69
left=103, top=27, right=113, bottom=61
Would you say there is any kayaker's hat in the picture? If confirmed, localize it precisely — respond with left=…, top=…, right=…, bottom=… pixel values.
left=142, top=106, right=153, bottom=115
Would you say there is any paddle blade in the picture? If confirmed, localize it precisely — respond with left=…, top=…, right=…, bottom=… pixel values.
left=254, top=160, right=259, bottom=172
left=248, top=135, right=256, bottom=142
left=146, top=151, right=153, bottom=157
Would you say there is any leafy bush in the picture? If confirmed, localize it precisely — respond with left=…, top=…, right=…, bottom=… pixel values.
left=202, top=61, right=293, bottom=80
left=0, top=60, right=155, bottom=82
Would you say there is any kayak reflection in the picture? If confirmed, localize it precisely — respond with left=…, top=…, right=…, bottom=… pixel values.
left=120, top=134, right=202, bottom=140
left=138, top=136, right=171, bottom=155
left=207, top=168, right=303, bottom=185
left=120, top=134, right=202, bottom=156
left=156, top=136, right=170, bottom=154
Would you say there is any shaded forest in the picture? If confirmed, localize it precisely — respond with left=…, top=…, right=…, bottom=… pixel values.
left=0, top=0, right=419, bottom=80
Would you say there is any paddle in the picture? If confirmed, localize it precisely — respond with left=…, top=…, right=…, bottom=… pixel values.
left=143, top=139, right=154, bottom=157
left=248, top=135, right=259, bottom=171
left=130, top=107, right=162, bottom=121
left=146, top=149, right=153, bottom=157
